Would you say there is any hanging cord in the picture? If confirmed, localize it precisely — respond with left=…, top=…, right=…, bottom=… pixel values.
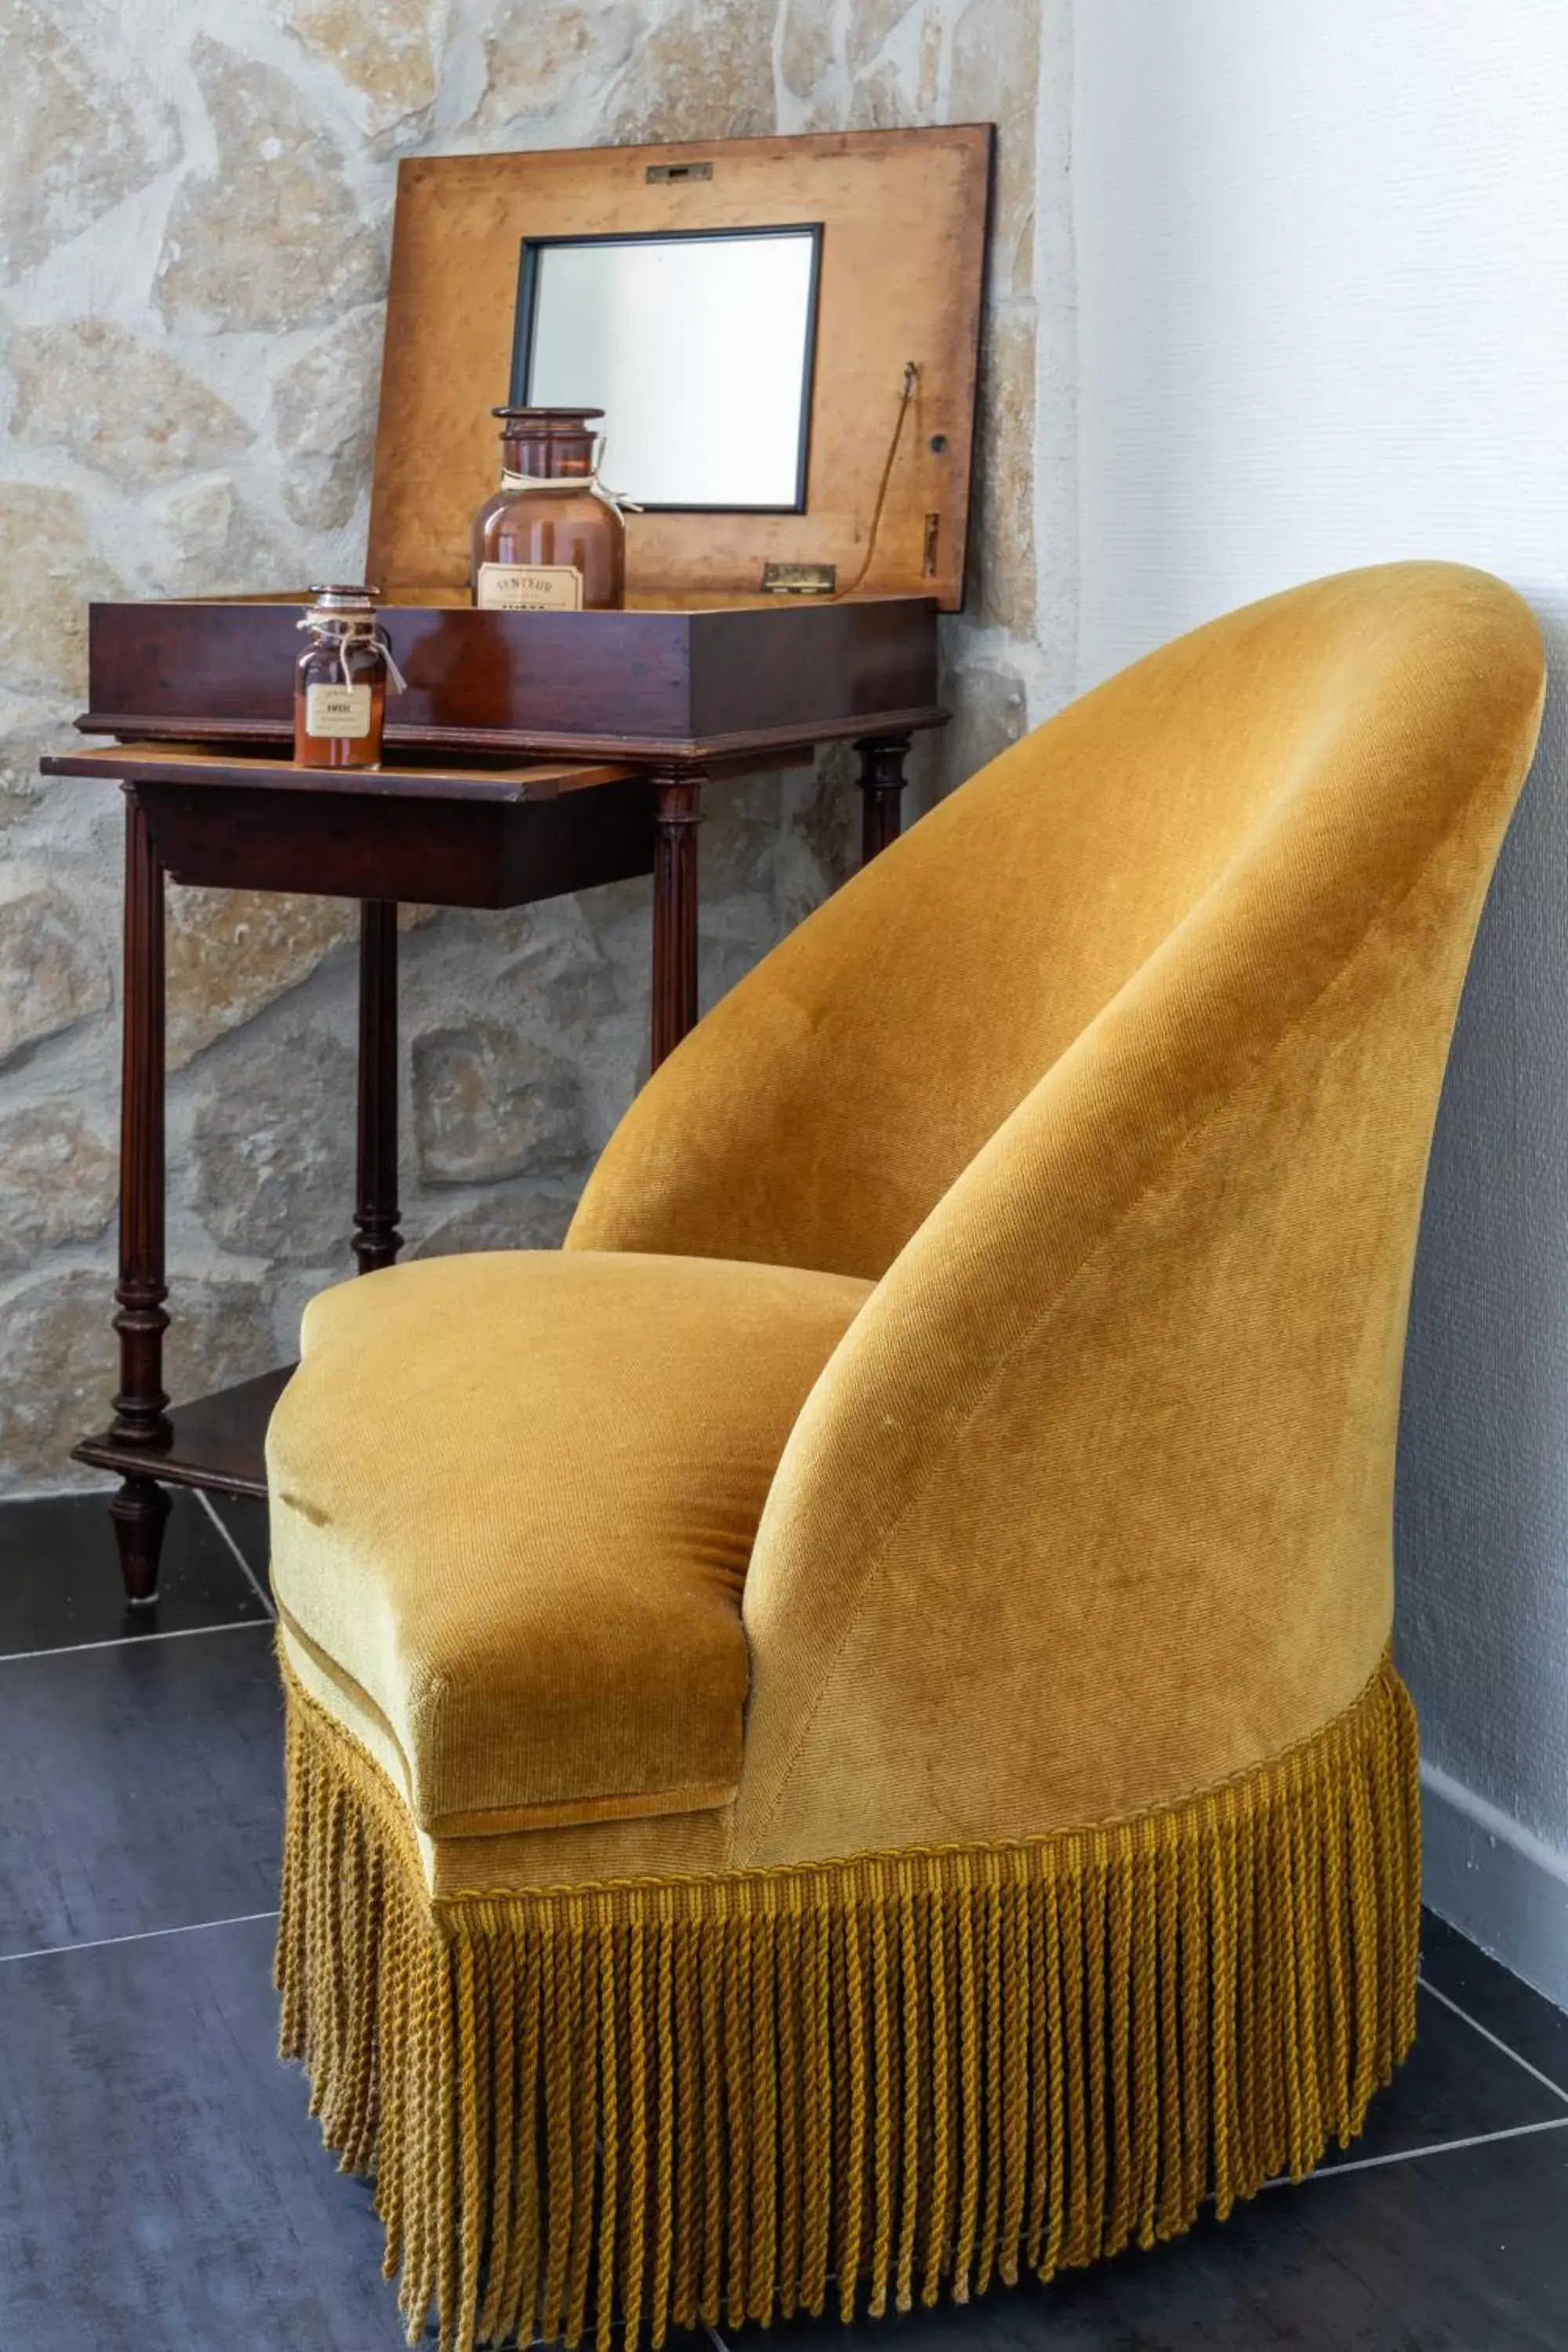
left=834, top=361, right=920, bottom=601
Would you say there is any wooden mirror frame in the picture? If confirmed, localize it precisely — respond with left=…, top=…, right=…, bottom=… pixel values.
left=368, top=127, right=993, bottom=612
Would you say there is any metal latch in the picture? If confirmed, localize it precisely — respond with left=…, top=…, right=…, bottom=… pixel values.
left=760, top=562, right=837, bottom=596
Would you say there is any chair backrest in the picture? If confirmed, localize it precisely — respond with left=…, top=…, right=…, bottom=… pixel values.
left=570, top=564, right=1541, bottom=1285
left=572, top=563, right=1546, bottom=1864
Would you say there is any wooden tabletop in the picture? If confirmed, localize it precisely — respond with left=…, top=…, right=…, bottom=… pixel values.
left=41, top=742, right=637, bottom=804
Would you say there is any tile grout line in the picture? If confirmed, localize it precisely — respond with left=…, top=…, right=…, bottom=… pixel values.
left=196, top=1486, right=278, bottom=1621
left=1270, top=2112, right=1568, bottom=2185
left=0, top=1617, right=274, bottom=1666
left=1417, top=1970, right=1568, bottom=2106
left=1, top=1908, right=281, bottom=1966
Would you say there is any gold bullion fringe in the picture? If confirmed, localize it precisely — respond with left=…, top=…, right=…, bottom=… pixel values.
left=277, top=1651, right=1420, bottom=2352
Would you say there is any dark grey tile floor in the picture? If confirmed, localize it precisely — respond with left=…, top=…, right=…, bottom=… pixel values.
left=2, top=1492, right=1566, bottom=2350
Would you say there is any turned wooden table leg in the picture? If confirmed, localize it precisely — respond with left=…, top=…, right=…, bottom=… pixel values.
left=855, top=732, right=911, bottom=864
left=109, top=792, right=172, bottom=1602
left=352, top=901, right=401, bottom=1272
left=651, top=767, right=704, bottom=1072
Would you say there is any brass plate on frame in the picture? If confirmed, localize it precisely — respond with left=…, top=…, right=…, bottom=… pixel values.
left=760, top=561, right=837, bottom=595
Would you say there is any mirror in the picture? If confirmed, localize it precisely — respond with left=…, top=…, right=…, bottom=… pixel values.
left=511, top=227, right=822, bottom=513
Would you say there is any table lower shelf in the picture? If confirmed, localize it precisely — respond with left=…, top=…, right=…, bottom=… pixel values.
left=74, top=1366, right=292, bottom=1501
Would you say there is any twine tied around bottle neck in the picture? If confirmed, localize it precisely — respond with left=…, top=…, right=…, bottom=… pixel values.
left=499, top=470, right=643, bottom=522
left=297, top=609, right=408, bottom=695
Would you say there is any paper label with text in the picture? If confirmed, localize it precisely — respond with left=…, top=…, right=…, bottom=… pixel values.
left=304, top=682, right=372, bottom=739
left=476, top=562, right=583, bottom=612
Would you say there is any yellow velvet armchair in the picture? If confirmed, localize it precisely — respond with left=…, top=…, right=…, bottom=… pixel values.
left=267, top=561, right=1544, bottom=2352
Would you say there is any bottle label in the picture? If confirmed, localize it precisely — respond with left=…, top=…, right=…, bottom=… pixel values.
left=476, top=562, right=584, bottom=612
left=304, top=682, right=372, bottom=739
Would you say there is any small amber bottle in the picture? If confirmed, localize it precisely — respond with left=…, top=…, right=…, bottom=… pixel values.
left=297, top=588, right=399, bottom=771
left=293, top=583, right=394, bottom=767
left=293, top=586, right=394, bottom=769
left=470, top=408, right=626, bottom=612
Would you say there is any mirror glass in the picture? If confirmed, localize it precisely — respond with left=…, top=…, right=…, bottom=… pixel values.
left=512, top=227, right=822, bottom=512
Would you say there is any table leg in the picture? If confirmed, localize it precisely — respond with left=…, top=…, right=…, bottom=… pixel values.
left=855, top=733, right=911, bottom=864
left=651, top=768, right=704, bottom=1072
left=109, top=792, right=172, bottom=1602
left=352, top=901, right=401, bottom=1272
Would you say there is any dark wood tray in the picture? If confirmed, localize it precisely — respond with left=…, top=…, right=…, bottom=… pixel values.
left=83, top=593, right=942, bottom=760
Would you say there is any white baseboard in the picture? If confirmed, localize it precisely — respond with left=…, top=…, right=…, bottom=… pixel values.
left=1421, top=1759, right=1568, bottom=2013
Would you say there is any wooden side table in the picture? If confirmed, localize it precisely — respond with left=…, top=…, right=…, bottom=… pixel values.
left=42, top=732, right=919, bottom=1599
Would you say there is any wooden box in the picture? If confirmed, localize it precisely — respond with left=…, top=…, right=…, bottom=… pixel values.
left=85, top=593, right=942, bottom=763
left=84, top=126, right=993, bottom=757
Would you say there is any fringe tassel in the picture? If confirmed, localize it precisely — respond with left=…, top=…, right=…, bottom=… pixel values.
left=277, top=1654, right=1421, bottom=2352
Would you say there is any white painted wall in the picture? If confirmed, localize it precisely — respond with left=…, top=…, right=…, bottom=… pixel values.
left=1069, top=0, right=1568, bottom=2002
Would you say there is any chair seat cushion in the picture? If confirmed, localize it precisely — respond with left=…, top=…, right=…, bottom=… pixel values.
left=267, top=1249, right=871, bottom=1838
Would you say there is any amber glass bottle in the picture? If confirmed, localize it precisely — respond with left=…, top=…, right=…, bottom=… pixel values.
left=293, top=586, right=390, bottom=770
left=470, top=407, right=626, bottom=612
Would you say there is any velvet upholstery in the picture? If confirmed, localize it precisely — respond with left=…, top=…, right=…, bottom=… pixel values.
left=271, top=559, right=1545, bottom=1878
left=566, top=561, right=1546, bottom=1861
left=270, top=1248, right=869, bottom=1838
left=268, top=562, right=1544, bottom=2351
left=571, top=564, right=1541, bottom=1279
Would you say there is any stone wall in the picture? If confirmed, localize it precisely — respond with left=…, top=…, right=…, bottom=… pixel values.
left=0, top=0, right=1064, bottom=1494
